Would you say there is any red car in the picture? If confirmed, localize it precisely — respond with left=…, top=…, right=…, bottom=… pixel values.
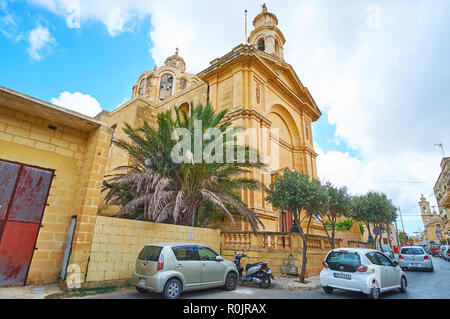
left=430, top=244, right=441, bottom=256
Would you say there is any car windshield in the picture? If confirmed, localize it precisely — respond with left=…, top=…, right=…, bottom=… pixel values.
left=138, top=246, right=163, bottom=261
left=400, top=248, right=423, bottom=255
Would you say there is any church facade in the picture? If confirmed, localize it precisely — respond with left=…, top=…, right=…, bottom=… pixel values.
left=97, top=5, right=322, bottom=232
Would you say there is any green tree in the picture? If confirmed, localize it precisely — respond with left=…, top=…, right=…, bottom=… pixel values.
left=316, top=182, right=352, bottom=249
left=365, top=192, right=397, bottom=249
left=351, top=192, right=397, bottom=247
left=351, top=194, right=376, bottom=243
left=102, top=101, right=265, bottom=231
left=266, top=170, right=328, bottom=283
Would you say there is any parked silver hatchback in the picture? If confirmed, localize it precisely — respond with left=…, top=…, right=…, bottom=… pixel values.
left=131, top=243, right=238, bottom=299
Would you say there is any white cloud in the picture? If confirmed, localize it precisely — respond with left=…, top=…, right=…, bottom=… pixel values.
left=0, top=0, right=24, bottom=42
left=51, top=91, right=102, bottom=117
left=27, top=25, right=55, bottom=60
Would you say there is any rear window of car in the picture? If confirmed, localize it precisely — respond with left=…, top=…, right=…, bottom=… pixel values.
left=326, top=251, right=361, bottom=273
left=400, top=248, right=424, bottom=255
left=138, top=246, right=163, bottom=261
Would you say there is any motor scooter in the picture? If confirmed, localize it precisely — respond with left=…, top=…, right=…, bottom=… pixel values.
left=232, top=252, right=274, bottom=289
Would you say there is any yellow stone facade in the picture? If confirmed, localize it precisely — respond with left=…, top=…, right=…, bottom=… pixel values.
left=0, top=86, right=112, bottom=284
left=0, top=6, right=323, bottom=286
left=98, top=5, right=321, bottom=232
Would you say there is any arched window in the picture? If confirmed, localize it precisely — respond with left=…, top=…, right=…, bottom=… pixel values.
left=138, top=79, right=145, bottom=95
left=258, top=38, right=265, bottom=51
left=159, top=73, right=174, bottom=100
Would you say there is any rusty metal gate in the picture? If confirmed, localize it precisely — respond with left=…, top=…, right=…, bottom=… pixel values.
left=0, top=159, right=54, bottom=286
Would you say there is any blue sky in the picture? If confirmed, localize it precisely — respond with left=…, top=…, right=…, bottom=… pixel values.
left=1, top=0, right=154, bottom=110
left=1, top=0, right=449, bottom=236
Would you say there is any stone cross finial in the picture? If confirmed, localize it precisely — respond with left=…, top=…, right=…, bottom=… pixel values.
left=175, top=47, right=179, bottom=55
left=262, top=3, right=267, bottom=13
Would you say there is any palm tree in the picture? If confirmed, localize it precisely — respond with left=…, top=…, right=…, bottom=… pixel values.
left=102, top=101, right=265, bottom=231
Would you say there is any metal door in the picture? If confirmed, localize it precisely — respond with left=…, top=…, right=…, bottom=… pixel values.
left=0, top=159, right=54, bottom=286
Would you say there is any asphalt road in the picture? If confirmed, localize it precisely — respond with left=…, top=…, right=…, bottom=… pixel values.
left=82, top=256, right=449, bottom=299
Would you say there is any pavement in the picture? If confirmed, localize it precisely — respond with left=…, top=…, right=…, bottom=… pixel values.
left=1, top=256, right=448, bottom=299
left=0, top=283, right=63, bottom=299
left=80, top=256, right=450, bottom=299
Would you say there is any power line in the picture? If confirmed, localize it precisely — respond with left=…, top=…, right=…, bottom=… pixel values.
left=318, top=172, right=434, bottom=185
left=401, top=192, right=436, bottom=216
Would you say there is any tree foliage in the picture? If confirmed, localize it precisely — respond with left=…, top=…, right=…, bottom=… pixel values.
left=102, top=101, right=265, bottom=231
left=266, top=170, right=328, bottom=283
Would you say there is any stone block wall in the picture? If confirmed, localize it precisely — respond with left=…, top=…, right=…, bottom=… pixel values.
left=83, top=216, right=221, bottom=284
left=0, top=105, right=110, bottom=284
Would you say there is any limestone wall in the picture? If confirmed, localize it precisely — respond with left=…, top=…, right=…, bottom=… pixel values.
left=220, top=231, right=343, bottom=277
left=84, top=216, right=221, bottom=283
left=0, top=105, right=110, bottom=284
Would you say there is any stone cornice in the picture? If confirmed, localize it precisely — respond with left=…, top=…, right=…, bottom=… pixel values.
left=223, top=108, right=272, bottom=126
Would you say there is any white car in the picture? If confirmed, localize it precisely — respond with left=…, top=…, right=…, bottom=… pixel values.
left=398, top=246, right=434, bottom=272
left=320, top=248, right=407, bottom=299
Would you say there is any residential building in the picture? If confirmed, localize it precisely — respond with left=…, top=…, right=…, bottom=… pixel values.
left=434, top=157, right=450, bottom=244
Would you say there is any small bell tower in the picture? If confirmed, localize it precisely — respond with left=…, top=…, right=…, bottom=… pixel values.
left=248, top=4, right=286, bottom=60
left=419, top=194, right=432, bottom=226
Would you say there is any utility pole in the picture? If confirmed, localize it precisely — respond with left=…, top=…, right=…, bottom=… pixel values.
left=398, top=206, right=406, bottom=246
left=398, top=206, right=406, bottom=234
left=394, top=220, right=401, bottom=248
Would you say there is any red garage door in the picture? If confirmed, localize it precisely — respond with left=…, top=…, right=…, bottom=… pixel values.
left=0, top=159, right=54, bottom=286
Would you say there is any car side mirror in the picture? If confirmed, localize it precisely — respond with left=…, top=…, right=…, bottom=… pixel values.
left=393, top=261, right=399, bottom=267
left=216, top=256, right=224, bottom=262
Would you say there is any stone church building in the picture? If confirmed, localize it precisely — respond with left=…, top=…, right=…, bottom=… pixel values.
left=97, top=4, right=322, bottom=232
left=0, top=5, right=322, bottom=286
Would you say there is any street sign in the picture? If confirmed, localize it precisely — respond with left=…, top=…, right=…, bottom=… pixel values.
left=373, top=228, right=381, bottom=235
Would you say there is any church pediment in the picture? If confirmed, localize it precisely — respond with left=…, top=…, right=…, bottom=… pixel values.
left=256, top=53, right=321, bottom=118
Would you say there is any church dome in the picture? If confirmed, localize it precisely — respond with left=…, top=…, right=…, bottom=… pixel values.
left=248, top=4, right=286, bottom=60
left=164, top=48, right=186, bottom=73
left=131, top=49, right=200, bottom=102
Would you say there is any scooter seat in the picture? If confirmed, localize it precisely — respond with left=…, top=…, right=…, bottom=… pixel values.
left=245, top=262, right=262, bottom=270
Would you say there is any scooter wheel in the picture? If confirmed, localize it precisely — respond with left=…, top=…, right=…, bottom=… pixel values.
left=258, top=272, right=271, bottom=289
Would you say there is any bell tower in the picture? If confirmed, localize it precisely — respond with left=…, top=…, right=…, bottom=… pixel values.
left=248, top=3, right=286, bottom=60
left=420, top=194, right=432, bottom=226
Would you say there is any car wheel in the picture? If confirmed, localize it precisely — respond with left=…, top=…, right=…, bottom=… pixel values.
left=368, top=283, right=380, bottom=299
left=163, top=278, right=182, bottom=299
left=399, top=276, right=407, bottom=293
left=135, top=287, right=149, bottom=294
left=224, top=272, right=238, bottom=291
left=258, top=272, right=271, bottom=289
left=322, top=286, right=334, bottom=294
